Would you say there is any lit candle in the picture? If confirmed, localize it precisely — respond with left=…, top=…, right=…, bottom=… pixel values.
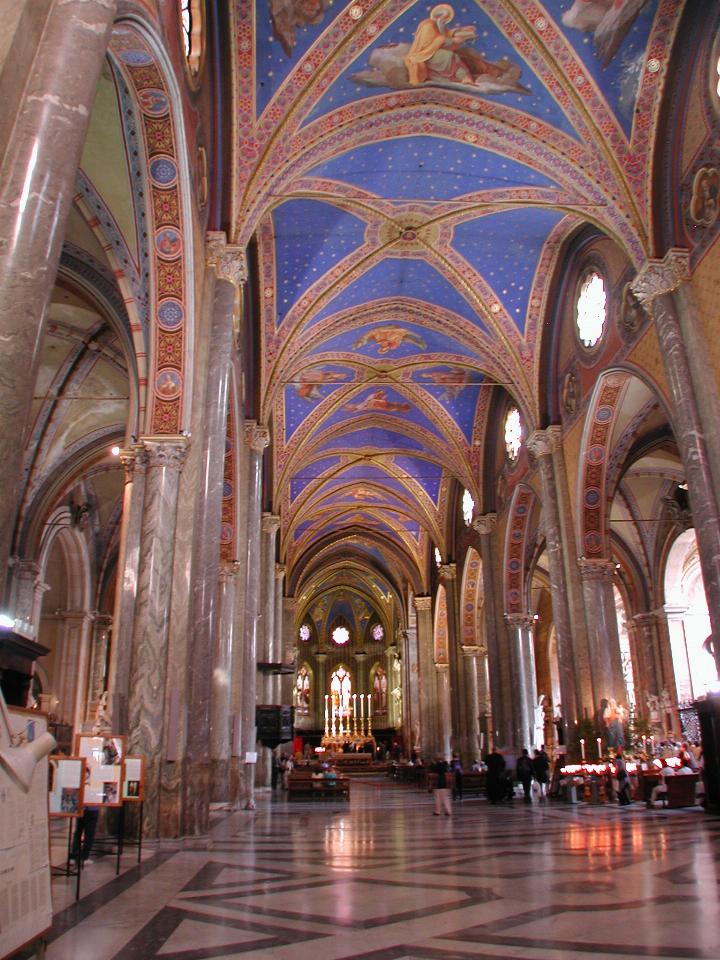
left=650, top=735, right=655, bottom=755
left=642, top=735, right=647, bottom=754
left=580, top=738, right=586, bottom=761
left=597, top=737, right=602, bottom=759
left=360, top=694, right=364, bottom=721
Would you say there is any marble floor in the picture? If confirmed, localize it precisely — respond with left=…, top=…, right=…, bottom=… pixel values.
left=31, top=780, right=720, bottom=960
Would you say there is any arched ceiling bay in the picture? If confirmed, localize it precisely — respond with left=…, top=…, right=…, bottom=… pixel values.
left=232, top=0, right=678, bottom=587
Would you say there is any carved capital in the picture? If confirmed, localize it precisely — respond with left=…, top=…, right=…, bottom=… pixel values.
left=119, top=443, right=148, bottom=481
left=414, top=595, right=432, bottom=612
left=630, top=249, right=690, bottom=310
left=435, top=661, right=450, bottom=672
left=461, top=644, right=484, bottom=657
left=439, top=562, right=456, bottom=582
left=274, top=563, right=286, bottom=581
left=206, top=231, right=247, bottom=287
left=244, top=421, right=270, bottom=452
left=219, top=560, right=241, bottom=583
left=262, top=513, right=281, bottom=536
left=505, top=613, right=535, bottom=631
left=577, top=557, right=616, bottom=582
left=527, top=426, right=563, bottom=460
left=284, top=596, right=298, bottom=611
left=141, top=436, right=188, bottom=472
left=472, top=513, right=497, bottom=536
left=633, top=611, right=659, bottom=629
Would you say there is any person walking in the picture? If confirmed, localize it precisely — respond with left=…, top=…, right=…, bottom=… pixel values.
left=516, top=748, right=534, bottom=803
left=450, top=751, right=463, bottom=801
left=431, top=755, right=452, bottom=816
left=615, top=745, right=632, bottom=805
left=484, top=747, right=506, bottom=804
left=532, top=746, right=550, bottom=801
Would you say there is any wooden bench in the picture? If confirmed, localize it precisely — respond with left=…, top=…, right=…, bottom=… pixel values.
left=287, top=772, right=350, bottom=801
left=664, top=773, right=700, bottom=808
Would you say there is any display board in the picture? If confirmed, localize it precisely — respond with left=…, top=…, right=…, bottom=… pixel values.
left=0, top=703, right=55, bottom=959
left=122, top=755, right=144, bottom=802
left=48, top=756, right=86, bottom=817
left=74, top=734, right=126, bottom=807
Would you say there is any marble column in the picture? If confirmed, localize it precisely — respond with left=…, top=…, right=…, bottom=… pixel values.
left=183, top=237, right=240, bottom=835
left=211, top=561, right=240, bottom=802
left=127, top=437, right=187, bottom=838
left=577, top=558, right=626, bottom=714
left=273, top=564, right=286, bottom=705
left=461, top=645, right=482, bottom=762
left=108, top=445, right=147, bottom=733
left=7, top=559, right=41, bottom=636
left=403, top=594, right=421, bottom=755
left=414, top=596, right=436, bottom=759
left=505, top=614, right=537, bottom=752
left=631, top=611, right=662, bottom=706
left=385, top=642, right=400, bottom=729
left=314, top=652, right=328, bottom=731
left=527, top=428, right=578, bottom=742
left=632, top=250, right=720, bottom=676
left=473, top=514, right=509, bottom=746
left=280, top=595, right=296, bottom=707
left=257, top=513, right=280, bottom=786
left=0, top=0, right=118, bottom=601
left=86, top=613, right=112, bottom=716
left=240, top=422, right=269, bottom=809
left=435, top=663, right=452, bottom=759
left=439, top=563, right=462, bottom=755
left=54, top=610, right=94, bottom=731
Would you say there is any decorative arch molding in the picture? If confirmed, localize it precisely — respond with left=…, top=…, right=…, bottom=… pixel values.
left=37, top=507, right=93, bottom=614
left=433, top=583, right=449, bottom=665
left=220, top=374, right=240, bottom=563
left=108, top=16, right=196, bottom=435
left=503, top=483, right=536, bottom=616
left=460, top=547, right=483, bottom=648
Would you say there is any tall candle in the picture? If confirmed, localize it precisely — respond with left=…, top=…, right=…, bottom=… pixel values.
left=597, top=737, right=602, bottom=759
left=580, top=738, right=586, bottom=761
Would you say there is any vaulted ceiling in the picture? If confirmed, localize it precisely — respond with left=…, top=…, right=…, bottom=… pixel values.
left=231, top=0, right=677, bottom=591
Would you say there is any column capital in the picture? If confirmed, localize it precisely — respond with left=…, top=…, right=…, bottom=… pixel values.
left=244, top=421, right=270, bottom=452
left=274, top=563, right=286, bottom=581
left=630, top=249, right=690, bottom=310
left=284, top=596, right=298, bottom=611
left=472, top=513, right=497, bottom=536
left=505, top=613, right=534, bottom=631
left=119, top=443, right=148, bottom=481
left=261, top=513, right=281, bottom=536
left=461, top=644, right=485, bottom=657
left=206, top=231, right=247, bottom=287
left=10, top=558, right=41, bottom=581
left=139, top=436, right=188, bottom=471
left=577, top=557, right=616, bottom=582
left=414, top=595, right=432, bottom=612
left=526, top=427, right=562, bottom=460
left=435, top=661, right=450, bottom=672
left=633, top=611, right=660, bottom=628
left=219, top=560, right=242, bottom=583
left=438, top=562, right=456, bottom=582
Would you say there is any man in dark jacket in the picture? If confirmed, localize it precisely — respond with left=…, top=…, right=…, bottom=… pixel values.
left=532, top=746, right=550, bottom=801
left=516, top=748, right=534, bottom=803
left=484, top=747, right=505, bottom=804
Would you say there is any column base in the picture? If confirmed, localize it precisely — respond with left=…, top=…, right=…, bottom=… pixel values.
left=181, top=758, right=211, bottom=837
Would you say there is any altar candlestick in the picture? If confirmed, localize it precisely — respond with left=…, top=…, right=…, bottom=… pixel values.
left=367, top=693, right=372, bottom=737
left=650, top=735, right=655, bottom=755
left=324, top=695, right=329, bottom=737
left=580, top=738, right=586, bottom=761
left=642, top=735, right=647, bottom=755
left=597, top=737, right=602, bottom=759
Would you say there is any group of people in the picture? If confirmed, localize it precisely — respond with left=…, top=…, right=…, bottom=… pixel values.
left=430, top=745, right=552, bottom=814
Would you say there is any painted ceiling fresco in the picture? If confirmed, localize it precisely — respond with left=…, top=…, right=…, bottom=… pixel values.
left=233, top=0, right=680, bottom=590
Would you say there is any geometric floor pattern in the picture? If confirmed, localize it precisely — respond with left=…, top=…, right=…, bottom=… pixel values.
left=36, top=780, right=720, bottom=960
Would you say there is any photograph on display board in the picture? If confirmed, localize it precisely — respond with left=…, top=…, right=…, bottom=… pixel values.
left=122, top=755, right=145, bottom=802
left=74, top=735, right=126, bottom=807
left=48, top=756, right=86, bottom=818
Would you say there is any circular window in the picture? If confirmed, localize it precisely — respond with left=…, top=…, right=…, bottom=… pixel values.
left=462, top=488, right=475, bottom=526
left=299, top=623, right=311, bottom=643
left=576, top=271, right=607, bottom=349
left=371, top=623, right=384, bottom=642
left=332, top=626, right=350, bottom=646
left=180, top=1, right=204, bottom=81
left=504, top=407, right=522, bottom=462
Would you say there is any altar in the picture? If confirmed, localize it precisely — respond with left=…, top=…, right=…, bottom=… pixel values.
left=321, top=691, right=375, bottom=752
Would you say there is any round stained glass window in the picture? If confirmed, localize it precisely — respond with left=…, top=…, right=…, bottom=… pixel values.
left=462, top=488, right=474, bottom=526
left=504, top=407, right=522, bottom=462
left=332, top=626, right=350, bottom=646
left=299, top=624, right=311, bottom=643
left=576, top=271, right=606, bottom=348
left=371, top=623, right=384, bottom=642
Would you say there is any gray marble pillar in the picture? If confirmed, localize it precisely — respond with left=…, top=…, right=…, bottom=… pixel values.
left=314, top=652, right=328, bottom=732
left=108, top=445, right=147, bottom=733
left=257, top=513, right=280, bottom=786
left=439, top=563, right=462, bottom=756
left=403, top=596, right=421, bottom=754
left=435, top=663, right=452, bottom=759
left=632, top=251, right=720, bottom=677
left=240, top=422, right=269, bottom=809
left=527, top=428, right=578, bottom=742
left=280, top=596, right=296, bottom=707
left=577, top=558, right=626, bottom=715
left=0, top=0, right=118, bottom=600
left=211, top=561, right=240, bottom=802
left=414, top=596, right=436, bottom=759
left=183, top=240, right=239, bottom=836
left=472, top=514, right=508, bottom=747
left=504, top=614, right=537, bottom=752
left=461, top=645, right=481, bottom=762
left=631, top=611, right=662, bottom=707
left=127, top=437, right=187, bottom=838
left=273, top=564, right=286, bottom=705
